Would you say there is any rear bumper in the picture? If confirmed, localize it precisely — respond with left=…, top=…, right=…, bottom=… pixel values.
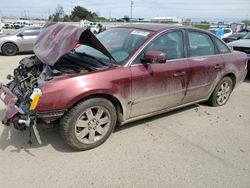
left=0, top=83, right=18, bottom=124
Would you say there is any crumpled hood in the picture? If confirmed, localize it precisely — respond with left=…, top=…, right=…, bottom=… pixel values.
left=33, top=22, right=114, bottom=66
left=228, top=39, right=250, bottom=48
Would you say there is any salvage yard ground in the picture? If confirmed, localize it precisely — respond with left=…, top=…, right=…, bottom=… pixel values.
left=0, top=55, right=250, bottom=188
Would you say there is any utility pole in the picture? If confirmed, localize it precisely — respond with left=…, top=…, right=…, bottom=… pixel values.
left=130, top=0, right=134, bottom=19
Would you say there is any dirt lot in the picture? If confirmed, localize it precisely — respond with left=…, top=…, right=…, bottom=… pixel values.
left=0, top=55, right=249, bottom=188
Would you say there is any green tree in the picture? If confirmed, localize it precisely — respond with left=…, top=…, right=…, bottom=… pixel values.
left=241, top=19, right=250, bottom=26
left=71, top=6, right=90, bottom=20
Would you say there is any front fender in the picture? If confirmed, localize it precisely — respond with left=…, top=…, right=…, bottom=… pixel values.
left=36, top=67, right=131, bottom=116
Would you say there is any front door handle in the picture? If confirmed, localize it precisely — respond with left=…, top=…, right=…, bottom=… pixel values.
left=214, top=64, right=223, bottom=70
left=173, top=71, right=186, bottom=77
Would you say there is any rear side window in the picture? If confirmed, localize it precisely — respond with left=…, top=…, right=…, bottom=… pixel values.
left=224, top=29, right=231, bottom=34
left=188, top=31, right=215, bottom=57
left=22, top=30, right=40, bottom=36
left=213, top=37, right=231, bottom=54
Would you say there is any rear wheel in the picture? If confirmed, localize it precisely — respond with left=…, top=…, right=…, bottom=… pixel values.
left=2, top=43, right=18, bottom=56
left=207, top=77, right=233, bottom=106
left=60, top=98, right=117, bottom=150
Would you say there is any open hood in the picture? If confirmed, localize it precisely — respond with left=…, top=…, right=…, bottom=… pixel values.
left=33, top=22, right=114, bottom=66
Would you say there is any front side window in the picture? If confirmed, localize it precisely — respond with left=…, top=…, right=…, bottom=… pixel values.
left=145, top=31, right=184, bottom=60
left=132, top=30, right=184, bottom=65
left=188, top=31, right=215, bottom=57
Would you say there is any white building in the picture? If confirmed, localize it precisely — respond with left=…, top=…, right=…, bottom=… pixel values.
left=151, top=16, right=183, bottom=24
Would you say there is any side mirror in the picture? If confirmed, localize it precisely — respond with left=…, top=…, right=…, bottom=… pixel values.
left=142, top=50, right=167, bottom=64
left=17, top=33, right=24, bottom=37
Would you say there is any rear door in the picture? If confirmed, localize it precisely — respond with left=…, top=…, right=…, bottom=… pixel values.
left=129, top=30, right=188, bottom=118
left=182, top=30, right=225, bottom=103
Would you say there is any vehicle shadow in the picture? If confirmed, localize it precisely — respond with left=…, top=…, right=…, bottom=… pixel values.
left=0, top=109, right=74, bottom=154
left=0, top=104, right=199, bottom=154
left=244, top=72, right=250, bottom=83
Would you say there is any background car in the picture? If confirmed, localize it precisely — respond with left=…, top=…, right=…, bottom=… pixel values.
left=3, top=23, right=14, bottom=29
left=228, top=32, right=250, bottom=70
left=0, top=26, right=42, bottom=55
left=222, top=29, right=249, bottom=43
left=208, top=28, right=233, bottom=39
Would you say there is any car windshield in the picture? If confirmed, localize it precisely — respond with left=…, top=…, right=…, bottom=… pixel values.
left=243, top=32, right=250, bottom=39
left=75, top=28, right=154, bottom=65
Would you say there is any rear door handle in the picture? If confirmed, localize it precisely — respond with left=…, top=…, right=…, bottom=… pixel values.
left=173, top=71, right=186, bottom=77
left=214, top=64, right=223, bottom=70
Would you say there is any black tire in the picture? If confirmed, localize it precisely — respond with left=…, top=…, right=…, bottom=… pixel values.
left=207, top=76, right=233, bottom=106
left=60, top=98, right=117, bottom=151
left=2, top=43, right=18, bottom=56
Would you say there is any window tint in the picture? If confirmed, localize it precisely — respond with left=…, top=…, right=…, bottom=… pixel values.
left=145, top=31, right=184, bottom=60
left=22, top=29, right=40, bottom=36
left=188, top=31, right=215, bottom=57
left=213, top=37, right=231, bottom=54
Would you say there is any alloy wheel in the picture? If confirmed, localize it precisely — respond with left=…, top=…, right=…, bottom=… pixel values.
left=74, top=106, right=111, bottom=144
left=216, top=81, right=232, bottom=105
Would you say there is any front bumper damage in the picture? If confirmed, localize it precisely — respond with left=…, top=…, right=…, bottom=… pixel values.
left=0, top=83, right=66, bottom=144
left=0, top=83, right=18, bottom=124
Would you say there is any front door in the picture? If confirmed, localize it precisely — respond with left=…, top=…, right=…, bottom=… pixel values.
left=129, top=30, right=188, bottom=118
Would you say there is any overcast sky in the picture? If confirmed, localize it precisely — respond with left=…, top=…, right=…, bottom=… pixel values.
left=0, top=0, right=250, bottom=22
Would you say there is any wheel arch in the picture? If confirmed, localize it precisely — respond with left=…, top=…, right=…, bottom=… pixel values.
left=223, top=72, right=236, bottom=90
left=70, top=93, right=124, bottom=124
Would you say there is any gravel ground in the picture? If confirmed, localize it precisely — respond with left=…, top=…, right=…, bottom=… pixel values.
left=0, top=55, right=250, bottom=188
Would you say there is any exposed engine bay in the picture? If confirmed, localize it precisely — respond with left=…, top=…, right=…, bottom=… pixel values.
left=8, top=52, right=110, bottom=103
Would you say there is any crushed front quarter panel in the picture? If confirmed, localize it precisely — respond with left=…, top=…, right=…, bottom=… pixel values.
left=0, top=84, right=18, bottom=124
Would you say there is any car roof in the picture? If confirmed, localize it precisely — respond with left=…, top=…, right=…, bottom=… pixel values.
left=119, top=24, right=185, bottom=32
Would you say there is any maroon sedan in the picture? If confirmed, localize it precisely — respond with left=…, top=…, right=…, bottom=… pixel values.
left=0, top=23, right=248, bottom=150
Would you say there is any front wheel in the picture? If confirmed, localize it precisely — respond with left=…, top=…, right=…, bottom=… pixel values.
left=207, top=76, right=233, bottom=106
left=2, top=43, right=18, bottom=56
left=60, top=98, right=117, bottom=150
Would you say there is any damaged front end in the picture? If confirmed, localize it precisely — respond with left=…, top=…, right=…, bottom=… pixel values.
left=0, top=22, right=115, bottom=144
left=0, top=56, right=50, bottom=144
